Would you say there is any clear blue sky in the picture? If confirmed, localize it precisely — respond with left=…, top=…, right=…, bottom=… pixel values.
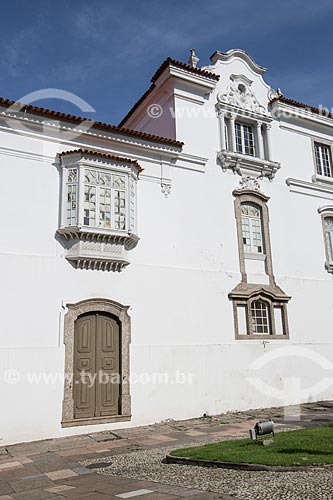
left=1, top=0, right=333, bottom=126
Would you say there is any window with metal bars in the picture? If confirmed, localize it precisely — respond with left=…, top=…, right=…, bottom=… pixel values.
left=235, top=122, right=255, bottom=156
left=315, top=143, right=332, bottom=177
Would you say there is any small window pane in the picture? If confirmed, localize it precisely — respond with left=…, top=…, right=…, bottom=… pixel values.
left=66, top=184, right=77, bottom=226
left=98, top=187, right=111, bottom=229
left=84, top=185, right=96, bottom=226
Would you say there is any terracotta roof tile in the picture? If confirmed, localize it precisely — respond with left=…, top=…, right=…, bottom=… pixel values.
left=59, top=148, right=143, bottom=172
left=151, top=57, right=220, bottom=83
left=0, top=97, right=183, bottom=148
left=119, top=57, right=219, bottom=127
left=271, top=96, right=333, bottom=120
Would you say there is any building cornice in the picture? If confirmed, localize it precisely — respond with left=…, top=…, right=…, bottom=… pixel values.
left=0, top=97, right=183, bottom=149
left=286, top=177, right=333, bottom=200
left=270, top=97, right=333, bottom=127
left=210, top=49, right=267, bottom=75
left=59, top=148, right=143, bottom=173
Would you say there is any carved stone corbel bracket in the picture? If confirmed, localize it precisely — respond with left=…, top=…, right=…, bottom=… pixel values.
left=161, top=181, right=172, bottom=197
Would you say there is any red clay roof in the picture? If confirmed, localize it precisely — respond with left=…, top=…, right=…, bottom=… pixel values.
left=119, top=57, right=219, bottom=127
left=0, top=97, right=183, bottom=148
left=271, top=96, right=333, bottom=120
left=59, top=148, right=143, bottom=172
left=151, top=57, right=220, bottom=83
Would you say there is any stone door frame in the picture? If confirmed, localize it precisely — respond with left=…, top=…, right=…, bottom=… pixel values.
left=61, top=298, right=131, bottom=428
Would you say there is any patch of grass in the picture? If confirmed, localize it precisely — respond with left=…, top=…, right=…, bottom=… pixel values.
left=170, top=425, right=333, bottom=466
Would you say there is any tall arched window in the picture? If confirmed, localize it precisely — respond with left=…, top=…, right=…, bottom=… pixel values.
left=231, top=188, right=291, bottom=339
left=241, top=203, right=264, bottom=254
left=318, top=207, right=333, bottom=274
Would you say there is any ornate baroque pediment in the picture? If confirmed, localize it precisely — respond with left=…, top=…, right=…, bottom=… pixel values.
left=217, top=74, right=266, bottom=115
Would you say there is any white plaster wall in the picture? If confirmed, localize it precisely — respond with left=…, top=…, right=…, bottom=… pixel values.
left=0, top=55, right=333, bottom=446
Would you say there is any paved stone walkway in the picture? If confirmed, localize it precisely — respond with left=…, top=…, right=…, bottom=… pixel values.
left=0, top=401, right=332, bottom=499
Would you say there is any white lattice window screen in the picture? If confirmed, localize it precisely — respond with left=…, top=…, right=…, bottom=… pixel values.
left=251, top=300, right=270, bottom=334
left=113, top=173, right=126, bottom=230
left=235, top=122, right=255, bottom=156
left=241, top=203, right=263, bottom=253
left=315, top=143, right=332, bottom=177
left=325, top=217, right=333, bottom=262
left=82, top=169, right=126, bottom=230
left=66, top=169, right=78, bottom=226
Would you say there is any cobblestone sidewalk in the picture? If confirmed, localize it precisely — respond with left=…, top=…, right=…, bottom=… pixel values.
left=0, top=401, right=332, bottom=499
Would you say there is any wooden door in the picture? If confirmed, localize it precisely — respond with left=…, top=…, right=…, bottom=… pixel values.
left=74, top=313, right=120, bottom=419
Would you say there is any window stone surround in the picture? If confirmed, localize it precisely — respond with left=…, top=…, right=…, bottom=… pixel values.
left=61, top=298, right=131, bottom=428
left=230, top=188, right=291, bottom=339
left=311, top=137, right=333, bottom=182
left=233, top=188, right=274, bottom=285
left=318, top=206, right=333, bottom=274
left=229, top=283, right=290, bottom=339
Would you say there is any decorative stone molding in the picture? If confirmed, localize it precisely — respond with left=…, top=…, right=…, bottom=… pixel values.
left=210, top=49, right=267, bottom=75
left=229, top=282, right=291, bottom=302
left=217, top=75, right=266, bottom=116
left=62, top=298, right=131, bottom=428
left=267, top=87, right=283, bottom=102
left=286, top=178, right=333, bottom=200
left=216, top=82, right=280, bottom=179
left=217, top=150, right=280, bottom=180
left=188, top=48, right=199, bottom=68
left=57, top=227, right=139, bottom=271
left=239, top=176, right=261, bottom=192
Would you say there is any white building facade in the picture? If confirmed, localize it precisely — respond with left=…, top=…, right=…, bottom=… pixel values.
left=0, top=49, right=333, bottom=445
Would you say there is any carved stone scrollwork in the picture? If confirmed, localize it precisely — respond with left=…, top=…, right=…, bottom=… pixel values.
left=239, top=176, right=261, bottom=192
left=217, top=75, right=267, bottom=115
left=267, top=87, right=283, bottom=101
left=57, top=227, right=139, bottom=271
